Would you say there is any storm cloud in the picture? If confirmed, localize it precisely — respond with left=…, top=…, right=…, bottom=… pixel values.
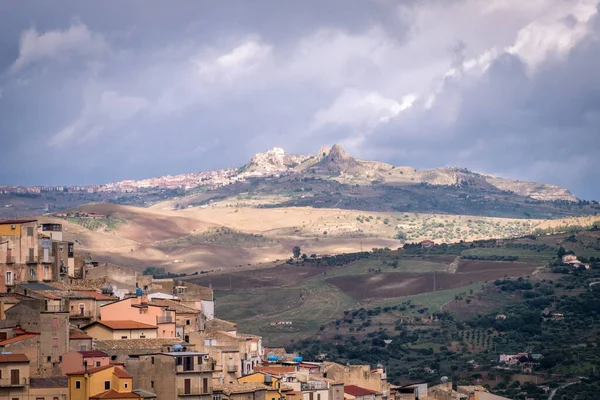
left=1, top=0, right=599, bottom=199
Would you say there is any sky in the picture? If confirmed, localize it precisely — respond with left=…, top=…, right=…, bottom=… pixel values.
left=1, top=0, right=599, bottom=199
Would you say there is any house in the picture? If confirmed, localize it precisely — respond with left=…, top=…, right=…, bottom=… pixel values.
left=147, top=298, right=202, bottom=338
left=3, top=298, right=69, bottom=377
left=70, top=327, right=94, bottom=351
left=30, top=376, right=69, bottom=399
left=276, top=371, right=344, bottom=400
left=396, top=383, right=428, bottom=400
left=82, top=320, right=158, bottom=340
left=126, top=351, right=215, bottom=400
left=344, top=385, right=382, bottom=400
left=214, top=382, right=279, bottom=400
left=420, top=240, right=435, bottom=248
left=499, top=353, right=528, bottom=365
left=99, top=296, right=176, bottom=338
left=62, top=350, right=111, bottom=375
left=67, top=364, right=151, bottom=400
left=0, top=353, right=29, bottom=397
left=323, top=363, right=390, bottom=399
left=0, top=219, right=43, bottom=291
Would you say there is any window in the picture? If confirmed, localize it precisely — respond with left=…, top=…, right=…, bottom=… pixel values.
left=111, top=356, right=117, bottom=361
left=186, top=319, right=191, bottom=325
left=52, top=318, right=58, bottom=328
left=140, top=335, right=146, bottom=339
left=36, top=397, right=44, bottom=400
left=125, top=382, right=129, bottom=389
left=80, top=345, right=87, bottom=351
left=75, top=380, right=81, bottom=389
left=151, top=356, right=155, bottom=365
left=54, top=397, right=59, bottom=400
left=5, top=271, right=12, bottom=285
left=151, top=381, right=154, bottom=388
left=104, top=381, right=110, bottom=390
left=121, top=336, right=128, bottom=340
left=96, top=362, right=101, bottom=367
left=27, top=227, right=34, bottom=236
left=184, top=378, right=191, bottom=395
left=52, top=338, right=58, bottom=347
left=203, top=377, right=209, bottom=394
left=318, top=394, right=321, bottom=400
left=47, top=356, right=51, bottom=362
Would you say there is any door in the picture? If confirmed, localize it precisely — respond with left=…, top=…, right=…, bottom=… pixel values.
left=184, top=378, right=191, bottom=394
left=43, top=248, right=49, bottom=263
left=10, top=369, right=19, bottom=385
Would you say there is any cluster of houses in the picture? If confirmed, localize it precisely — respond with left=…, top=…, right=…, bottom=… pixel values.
left=0, top=218, right=516, bottom=400
left=561, top=254, right=591, bottom=270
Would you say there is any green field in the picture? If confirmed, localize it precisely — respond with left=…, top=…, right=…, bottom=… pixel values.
left=461, top=247, right=555, bottom=264
left=65, top=217, right=126, bottom=231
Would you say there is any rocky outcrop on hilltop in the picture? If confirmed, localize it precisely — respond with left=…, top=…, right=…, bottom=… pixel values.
left=485, top=177, right=576, bottom=201
left=239, top=147, right=309, bottom=177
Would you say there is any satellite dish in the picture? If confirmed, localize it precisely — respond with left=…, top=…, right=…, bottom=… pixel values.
left=441, top=376, right=449, bottom=383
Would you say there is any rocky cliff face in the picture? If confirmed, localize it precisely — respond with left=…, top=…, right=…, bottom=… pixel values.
left=237, top=145, right=577, bottom=202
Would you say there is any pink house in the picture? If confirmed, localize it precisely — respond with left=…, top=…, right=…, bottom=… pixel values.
left=100, top=296, right=176, bottom=338
left=61, top=350, right=110, bottom=375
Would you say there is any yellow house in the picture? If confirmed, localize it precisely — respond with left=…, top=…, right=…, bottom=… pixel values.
left=82, top=321, right=158, bottom=340
left=67, top=364, right=143, bottom=400
left=238, top=371, right=282, bottom=389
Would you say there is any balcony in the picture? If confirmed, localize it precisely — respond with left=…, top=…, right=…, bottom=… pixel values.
left=71, top=310, right=94, bottom=319
left=0, top=377, right=26, bottom=387
left=5, top=256, right=15, bottom=264
left=26, top=256, right=38, bottom=264
left=41, top=256, right=55, bottom=264
left=227, top=364, right=238, bottom=373
left=157, top=316, right=174, bottom=324
left=45, top=304, right=67, bottom=313
left=28, top=273, right=38, bottom=282
left=175, top=359, right=214, bottom=373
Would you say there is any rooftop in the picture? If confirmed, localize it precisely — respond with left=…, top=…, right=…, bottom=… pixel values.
left=77, top=290, right=116, bottom=301
left=162, top=351, right=207, bottom=357
left=344, top=385, right=381, bottom=396
left=70, top=327, right=93, bottom=340
left=85, top=320, right=157, bottom=330
left=205, top=318, right=237, bottom=332
left=0, top=219, right=37, bottom=225
left=67, top=364, right=119, bottom=376
left=90, top=389, right=141, bottom=399
left=79, top=350, right=109, bottom=358
left=113, top=367, right=133, bottom=379
left=0, top=333, right=39, bottom=346
left=132, top=389, right=157, bottom=399
left=30, top=377, right=68, bottom=388
left=254, top=366, right=297, bottom=376
left=19, top=282, right=59, bottom=291
left=214, top=382, right=277, bottom=395
left=146, top=299, right=199, bottom=314
left=93, top=338, right=187, bottom=351
left=0, top=353, right=29, bottom=363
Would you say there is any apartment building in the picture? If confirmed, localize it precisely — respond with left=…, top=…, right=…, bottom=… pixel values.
left=127, top=351, right=215, bottom=400
left=0, top=219, right=41, bottom=292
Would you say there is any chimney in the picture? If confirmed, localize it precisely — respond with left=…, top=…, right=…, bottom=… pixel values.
left=83, top=360, right=88, bottom=374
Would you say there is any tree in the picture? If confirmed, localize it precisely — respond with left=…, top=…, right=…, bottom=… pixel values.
left=557, top=246, right=566, bottom=259
left=293, top=246, right=302, bottom=258
left=301, top=254, right=308, bottom=260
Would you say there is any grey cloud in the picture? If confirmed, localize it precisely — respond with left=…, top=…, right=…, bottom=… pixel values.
left=0, top=0, right=599, bottom=201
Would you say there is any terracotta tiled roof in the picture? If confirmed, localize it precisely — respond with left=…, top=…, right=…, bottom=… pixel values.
left=344, top=385, right=380, bottom=396
left=30, top=377, right=68, bottom=388
left=93, top=338, right=186, bottom=351
left=113, top=367, right=132, bottom=379
left=67, top=364, right=114, bottom=375
left=90, top=389, right=141, bottom=399
left=0, top=219, right=37, bottom=224
left=79, top=350, right=109, bottom=358
left=254, top=366, right=296, bottom=375
left=0, top=333, right=39, bottom=346
left=205, top=318, right=237, bottom=331
left=0, top=353, right=29, bottom=363
left=146, top=299, right=198, bottom=314
left=87, top=321, right=157, bottom=330
left=214, top=382, right=276, bottom=395
left=70, top=328, right=93, bottom=340
left=77, top=291, right=116, bottom=300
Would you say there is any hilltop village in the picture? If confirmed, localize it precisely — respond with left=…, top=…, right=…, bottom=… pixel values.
left=0, top=219, right=518, bottom=400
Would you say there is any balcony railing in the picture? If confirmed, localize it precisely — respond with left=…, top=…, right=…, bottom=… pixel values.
left=157, top=316, right=174, bottom=324
left=70, top=310, right=94, bottom=319
left=45, top=304, right=66, bottom=312
left=176, top=361, right=213, bottom=373
left=0, top=378, right=27, bottom=387
left=227, top=364, right=238, bottom=373
left=26, top=256, right=38, bottom=264
left=5, top=256, right=15, bottom=264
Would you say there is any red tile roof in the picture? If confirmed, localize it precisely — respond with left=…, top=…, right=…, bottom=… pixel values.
left=67, top=364, right=114, bottom=376
left=113, top=367, right=132, bottom=379
left=87, top=321, right=157, bottom=330
left=79, top=350, right=109, bottom=358
left=254, top=366, right=297, bottom=376
left=70, top=329, right=93, bottom=340
left=78, top=291, right=115, bottom=300
left=344, top=386, right=380, bottom=396
left=90, top=389, right=141, bottom=399
left=0, top=353, right=29, bottom=363
left=0, top=333, right=39, bottom=346
left=0, top=219, right=37, bottom=225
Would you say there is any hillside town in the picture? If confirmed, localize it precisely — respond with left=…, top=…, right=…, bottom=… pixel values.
left=0, top=220, right=517, bottom=400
